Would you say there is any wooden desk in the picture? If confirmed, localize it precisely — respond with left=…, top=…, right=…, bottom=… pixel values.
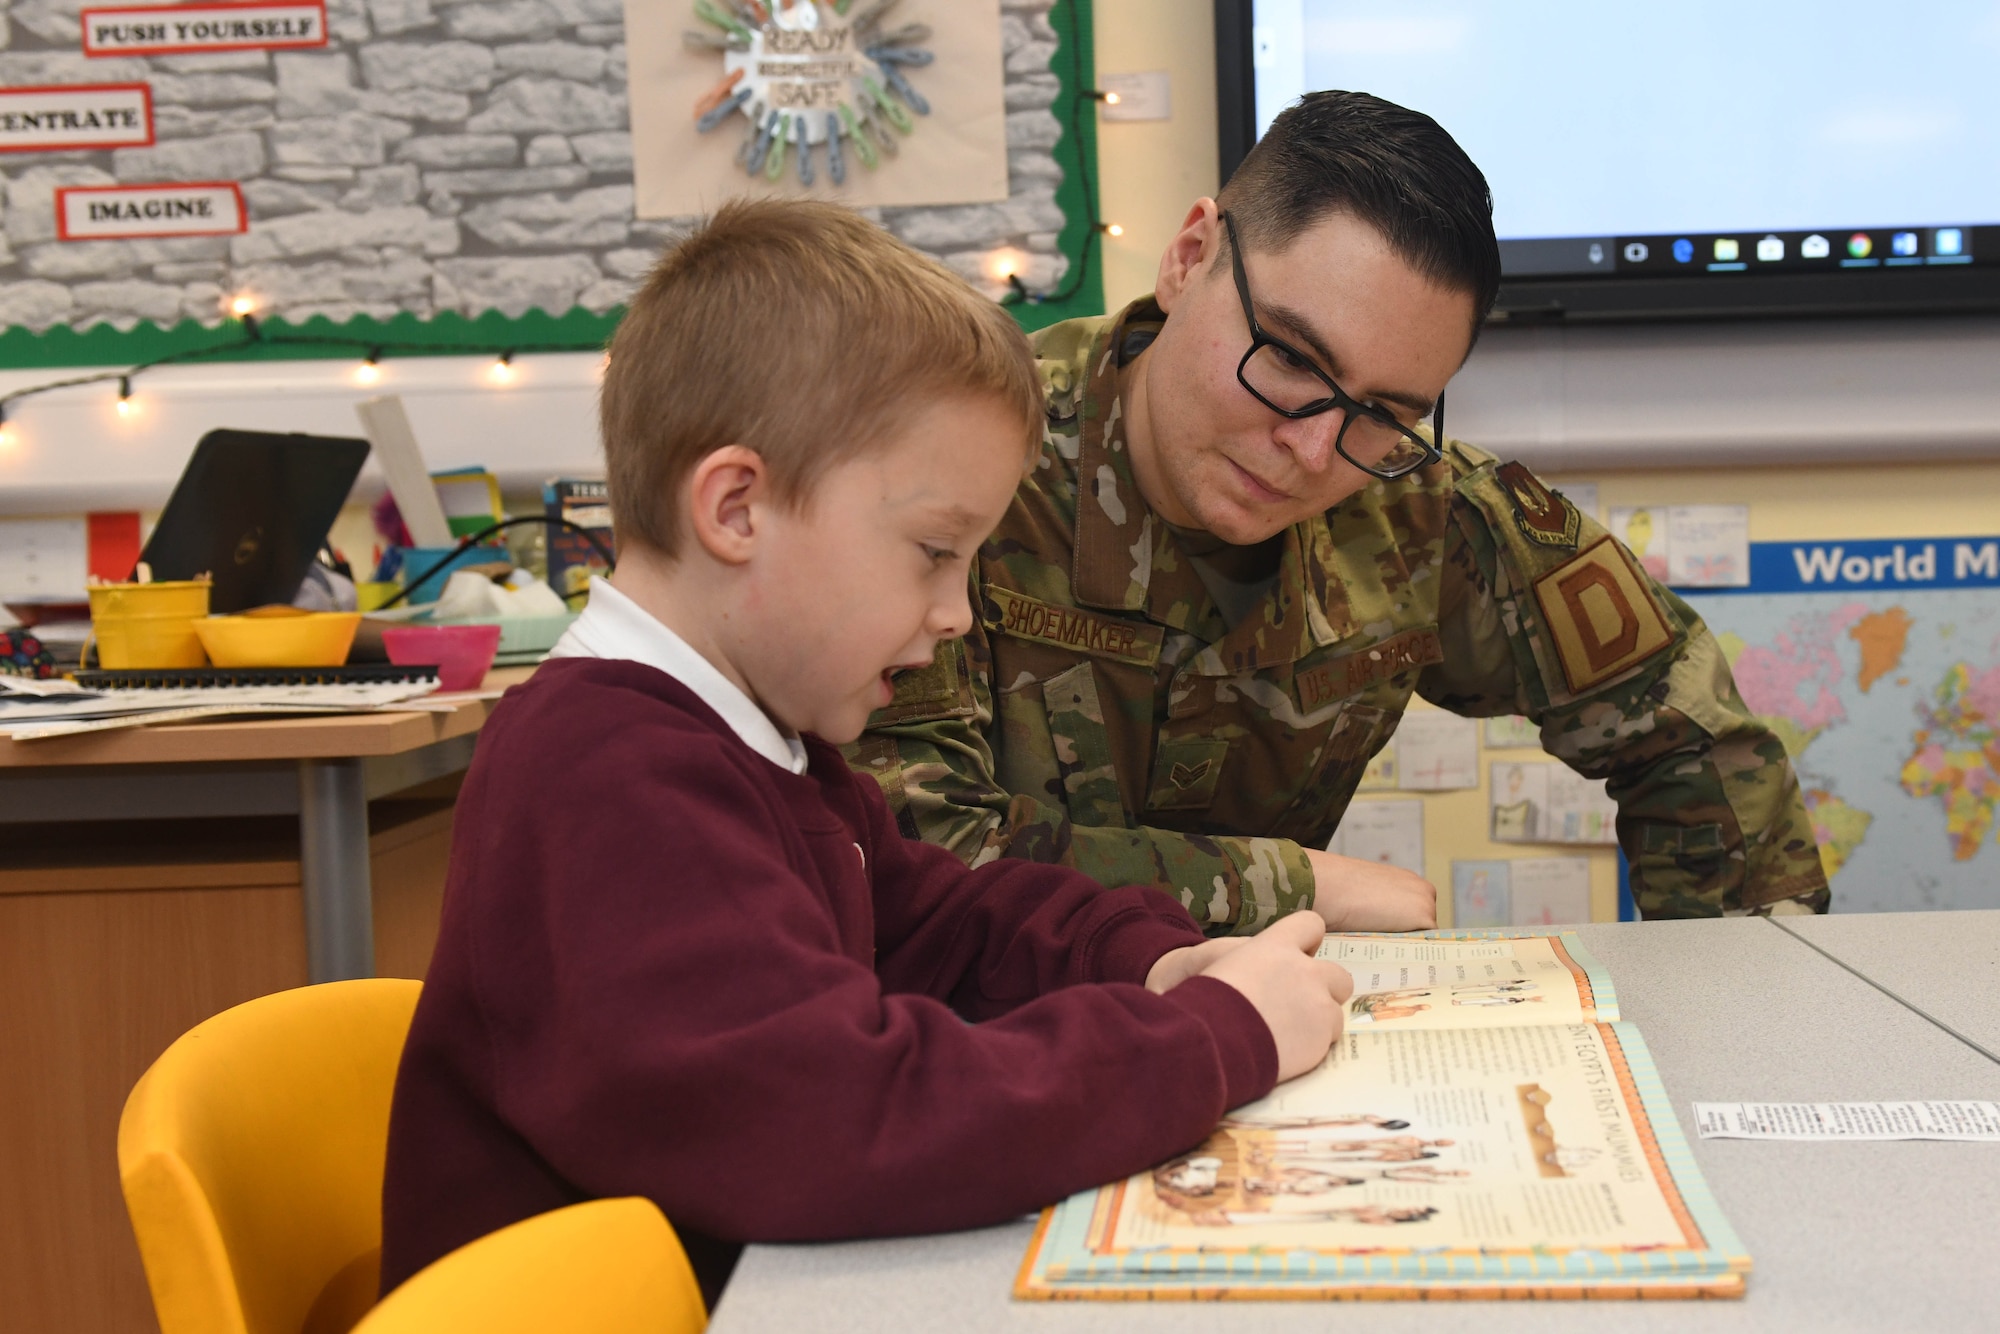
left=707, top=917, right=2000, bottom=1334
left=0, top=668, right=526, bottom=982
left=0, top=669, right=526, bottom=1334
left=1775, top=910, right=2000, bottom=1062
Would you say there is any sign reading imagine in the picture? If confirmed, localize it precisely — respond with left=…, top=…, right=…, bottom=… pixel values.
left=0, top=84, right=152, bottom=153
left=56, top=182, right=247, bottom=240
left=81, top=1, right=327, bottom=56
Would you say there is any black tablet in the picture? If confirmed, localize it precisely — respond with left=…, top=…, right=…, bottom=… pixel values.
left=137, top=429, right=370, bottom=614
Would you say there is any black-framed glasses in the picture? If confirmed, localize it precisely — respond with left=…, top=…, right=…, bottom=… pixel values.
left=1220, top=211, right=1443, bottom=481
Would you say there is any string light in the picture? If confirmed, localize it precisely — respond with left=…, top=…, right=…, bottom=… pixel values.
left=115, top=376, right=137, bottom=418
left=0, top=403, right=14, bottom=453
left=1086, top=89, right=1121, bottom=105
left=228, top=294, right=257, bottom=317
left=487, top=350, right=516, bottom=385
left=1099, top=222, right=1124, bottom=238
left=354, top=348, right=383, bottom=385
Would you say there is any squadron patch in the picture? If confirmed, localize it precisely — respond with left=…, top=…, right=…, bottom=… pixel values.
left=984, top=587, right=1163, bottom=668
left=1532, top=538, right=1674, bottom=693
left=1497, top=461, right=1580, bottom=549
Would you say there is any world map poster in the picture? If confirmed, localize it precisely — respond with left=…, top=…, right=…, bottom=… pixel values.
left=1683, top=537, right=2000, bottom=911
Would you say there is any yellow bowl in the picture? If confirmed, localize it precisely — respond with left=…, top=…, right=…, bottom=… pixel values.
left=194, top=611, right=362, bottom=668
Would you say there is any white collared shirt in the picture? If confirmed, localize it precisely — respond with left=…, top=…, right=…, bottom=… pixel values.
left=548, top=577, right=808, bottom=774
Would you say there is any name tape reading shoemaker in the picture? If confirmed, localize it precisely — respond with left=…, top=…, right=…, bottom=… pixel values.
left=80, top=1, right=327, bottom=56
left=0, top=85, right=152, bottom=152
left=56, top=183, right=247, bottom=240
left=984, top=588, right=1164, bottom=668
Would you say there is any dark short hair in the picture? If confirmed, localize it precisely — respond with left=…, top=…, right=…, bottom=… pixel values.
left=1220, top=90, right=1501, bottom=325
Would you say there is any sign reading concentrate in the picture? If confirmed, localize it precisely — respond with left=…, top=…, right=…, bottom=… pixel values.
left=0, top=84, right=153, bottom=153
left=56, top=182, right=249, bottom=240
left=80, top=1, right=328, bottom=56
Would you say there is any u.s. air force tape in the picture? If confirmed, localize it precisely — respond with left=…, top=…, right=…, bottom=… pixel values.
left=984, top=587, right=1162, bottom=667
left=1532, top=537, right=1673, bottom=693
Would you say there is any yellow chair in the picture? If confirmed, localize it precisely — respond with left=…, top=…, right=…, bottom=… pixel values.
left=354, top=1198, right=706, bottom=1334
left=117, top=979, right=423, bottom=1334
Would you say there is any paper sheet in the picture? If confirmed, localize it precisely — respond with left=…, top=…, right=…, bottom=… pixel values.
left=1490, top=761, right=1618, bottom=845
left=1482, top=714, right=1541, bottom=750
left=1665, top=505, right=1751, bottom=588
left=1606, top=504, right=1751, bottom=588
left=1452, top=860, right=1511, bottom=927
left=1327, top=799, right=1424, bottom=875
left=1693, top=1101, right=2000, bottom=1141
left=1507, top=856, right=1592, bottom=925
left=1393, top=711, right=1479, bottom=791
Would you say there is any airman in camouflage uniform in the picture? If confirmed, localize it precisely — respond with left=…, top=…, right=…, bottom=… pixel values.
left=845, top=297, right=1830, bottom=931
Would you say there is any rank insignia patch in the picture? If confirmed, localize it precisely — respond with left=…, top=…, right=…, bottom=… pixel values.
left=1532, top=538, right=1674, bottom=693
left=1498, top=461, right=1580, bottom=549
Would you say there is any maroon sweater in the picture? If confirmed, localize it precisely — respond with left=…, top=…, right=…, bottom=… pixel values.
left=380, top=659, right=1277, bottom=1300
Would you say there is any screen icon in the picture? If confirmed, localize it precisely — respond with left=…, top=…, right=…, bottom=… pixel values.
left=1756, top=235, right=1784, bottom=262
left=1935, top=228, right=1964, bottom=256
left=1672, top=238, right=1694, bottom=263
left=1713, top=238, right=1740, bottom=262
left=1623, top=241, right=1650, bottom=263
left=1588, top=242, right=1604, bottom=265
left=1847, top=233, right=1873, bottom=258
left=1801, top=234, right=1831, bottom=259
left=1892, top=231, right=1919, bottom=257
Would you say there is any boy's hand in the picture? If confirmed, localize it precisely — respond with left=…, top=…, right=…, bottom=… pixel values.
left=1145, top=936, right=1249, bottom=994
left=1304, top=849, right=1438, bottom=933
left=1193, top=911, right=1354, bottom=1083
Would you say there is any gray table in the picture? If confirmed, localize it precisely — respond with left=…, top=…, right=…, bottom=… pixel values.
left=708, top=917, right=2000, bottom=1334
left=1776, top=910, right=2000, bottom=1063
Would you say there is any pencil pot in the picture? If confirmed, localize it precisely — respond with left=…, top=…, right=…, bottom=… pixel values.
left=86, top=579, right=212, bottom=669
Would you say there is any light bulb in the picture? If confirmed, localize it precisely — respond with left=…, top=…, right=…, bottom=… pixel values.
left=1102, top=90, right=1121, bottom=105
left=116, top=377, right=137, bottom=418
left=487, top=354, right=515, bottom=385
left=1102, top=222, right=1125, bottom=238
left=229, top=294, right=257, bottom=317
left=355, top=354, right=382, bottom=385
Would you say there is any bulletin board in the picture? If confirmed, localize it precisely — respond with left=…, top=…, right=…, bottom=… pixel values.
left=0, top=0, right=1104, bottom=376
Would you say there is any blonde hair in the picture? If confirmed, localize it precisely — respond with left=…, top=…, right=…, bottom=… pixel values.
left=600, top=199, right=1043, bottom=555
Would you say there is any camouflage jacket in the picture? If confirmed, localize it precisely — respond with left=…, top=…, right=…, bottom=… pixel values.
left=845, top=299, right=1830, bottom=931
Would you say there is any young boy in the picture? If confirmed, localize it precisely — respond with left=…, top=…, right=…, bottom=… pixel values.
left=379, top=199, right=1352, bottom=1306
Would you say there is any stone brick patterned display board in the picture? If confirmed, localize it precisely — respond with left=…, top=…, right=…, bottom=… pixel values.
left=0, top=0, right=1075, bottom=337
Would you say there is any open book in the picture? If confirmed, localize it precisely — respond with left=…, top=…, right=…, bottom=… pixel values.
left=1017, top=930, right=1749, bottom=1300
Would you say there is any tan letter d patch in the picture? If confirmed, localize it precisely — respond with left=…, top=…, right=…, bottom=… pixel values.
left=1532, top=537, right=1673, bottom=693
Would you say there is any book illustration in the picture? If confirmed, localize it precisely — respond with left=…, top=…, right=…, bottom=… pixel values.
left=1320, top=930, right=1609, bottom=1029
left=1017, top=931, right=1745, bottom=1300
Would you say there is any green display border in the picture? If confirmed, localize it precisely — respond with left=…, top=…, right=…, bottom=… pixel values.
left=0, top=1, right=1103, bottom=371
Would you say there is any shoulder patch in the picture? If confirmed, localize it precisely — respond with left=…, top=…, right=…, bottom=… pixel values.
left=1532, top=537, right=1674, bottom=693
left=1496, top=461, right=1580, bottom=550
left=985, top=587, right=1162, bottom=667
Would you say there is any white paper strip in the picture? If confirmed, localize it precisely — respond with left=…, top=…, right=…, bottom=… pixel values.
left=1693, top=1101, right=2000, bottom=1141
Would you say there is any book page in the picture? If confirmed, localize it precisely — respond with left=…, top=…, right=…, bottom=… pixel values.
left=1318, top=932, right=1614, bottom=1029
left=1090, top=1023, right=1708, bottom=1261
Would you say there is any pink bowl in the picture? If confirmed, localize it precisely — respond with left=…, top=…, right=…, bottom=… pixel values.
left=381, top=623, right=504, bottom=692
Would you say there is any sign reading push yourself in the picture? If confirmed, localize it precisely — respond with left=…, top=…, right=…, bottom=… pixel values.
left=56, top=183, right=248, bottom=240
left=80, top=1, right=328, bottom=56
left=0, top=84, right=153, bottom=153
